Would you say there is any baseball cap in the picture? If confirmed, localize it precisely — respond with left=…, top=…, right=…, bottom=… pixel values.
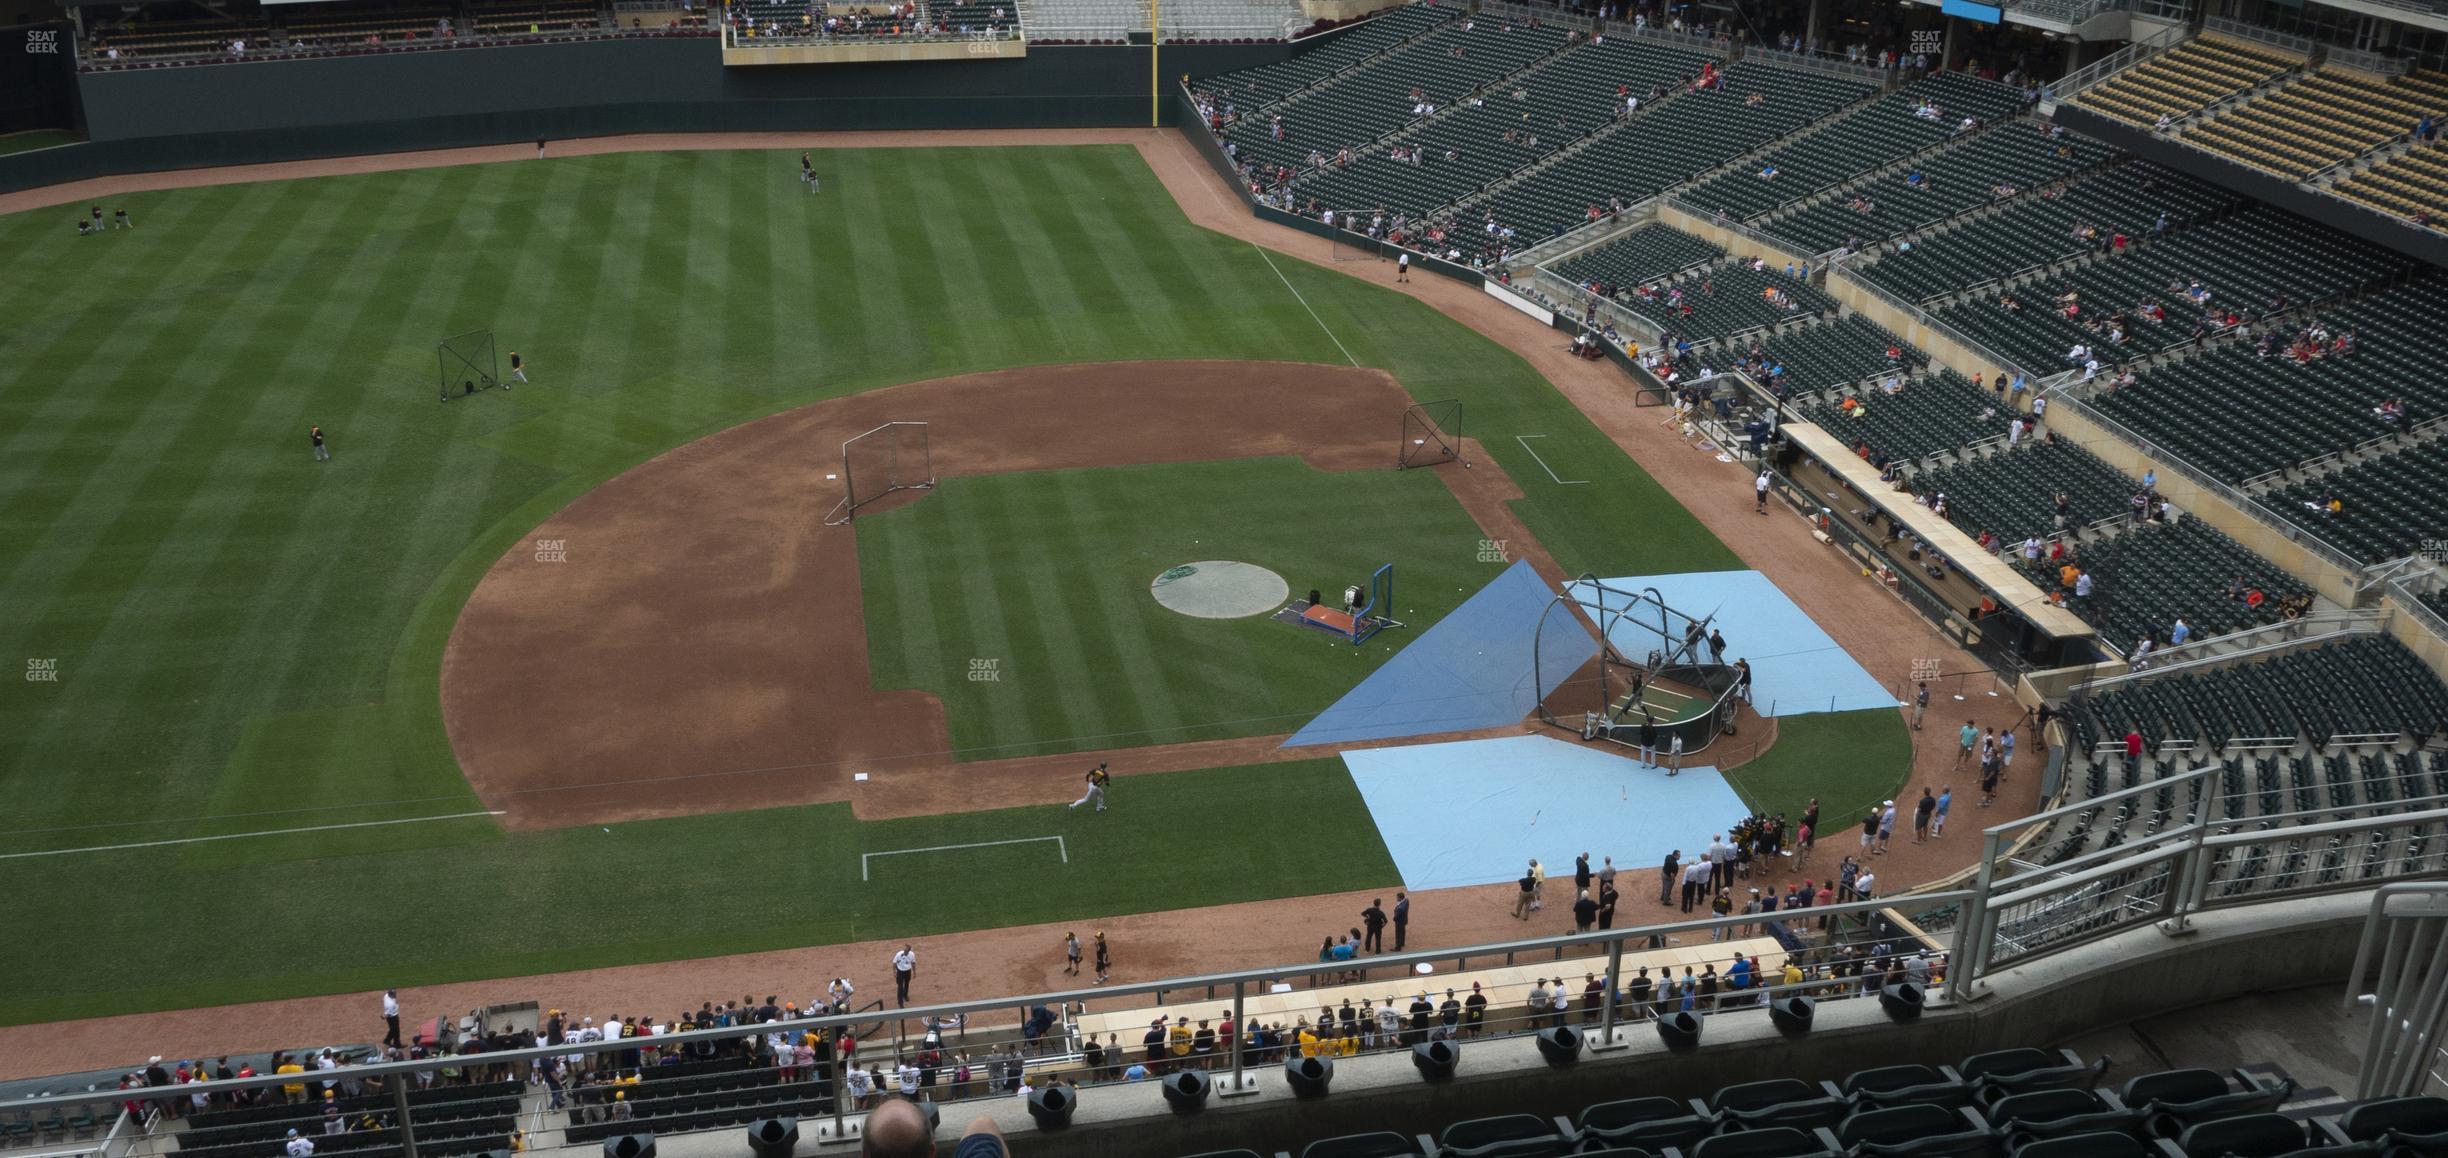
left=1883, top=799, right=1894, bottom=806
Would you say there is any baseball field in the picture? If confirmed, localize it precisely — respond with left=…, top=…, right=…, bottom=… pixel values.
left=0, top=141, right=1911, bottom=1030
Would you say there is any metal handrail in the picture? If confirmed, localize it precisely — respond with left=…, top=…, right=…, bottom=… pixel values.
left=2047, top=34, right=2174, bottom=105
left=2387, top=573, right=2448, bottom=643
left=0, top=889, right=1967, bottom=1118
left=2201, top=15, right=2317, bottom=57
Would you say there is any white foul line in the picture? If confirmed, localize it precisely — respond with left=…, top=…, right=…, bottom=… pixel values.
left=1514, top=435, right=1589, bottom=485
left=863, top=835, right=1067, bottom=881
left=0, top=811, right=507, bottom=860
left=1253, top=244, right=1360, bottom=367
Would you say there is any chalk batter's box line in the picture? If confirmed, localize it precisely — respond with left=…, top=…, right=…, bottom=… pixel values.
left=1514, top=435, right=1588, bottom=485
left=861, top=835, right=1068, bottom=881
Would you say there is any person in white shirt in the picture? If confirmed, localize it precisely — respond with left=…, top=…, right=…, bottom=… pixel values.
left=844, top=1066, right=872, bottom=1107
left=285, top=1131, right=315, bottom=1157
left=897, top=1063, right=920, bottom=1097
left=826, top=978, right=855, bottom=1013
left=382, top=990, right=402, bottom=1049
left=891, top=947, right=916, bottom=1005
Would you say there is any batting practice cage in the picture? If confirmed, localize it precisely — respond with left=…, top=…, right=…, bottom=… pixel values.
left=825, top=421, right=935, bottom=525
left=1399, top=400, right=1462, bottom=470
left=436, top=330, right=498, bottom=402
left=1530, top=575, right=1745, bottom=755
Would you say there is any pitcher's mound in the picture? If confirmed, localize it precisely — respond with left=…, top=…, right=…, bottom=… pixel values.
left=1152, top=561, right=1289, bottom=620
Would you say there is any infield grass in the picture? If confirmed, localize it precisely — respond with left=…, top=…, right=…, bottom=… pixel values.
left=859, top=457, right=1505, bottom=757
left=1720, top=709, right=1917, bottom=827
left=0, top=144, right=1737, bottom=1022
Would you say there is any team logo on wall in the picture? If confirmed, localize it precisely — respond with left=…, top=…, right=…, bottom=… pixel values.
left=26, top=29, right=61, bottom=53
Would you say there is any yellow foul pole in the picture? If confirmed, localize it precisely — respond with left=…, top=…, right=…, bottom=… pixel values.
left=1150, top=0, right=1160, bottom=126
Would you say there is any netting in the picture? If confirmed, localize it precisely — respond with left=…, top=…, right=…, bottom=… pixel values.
left=437, top=329, right=497, bottom=402
left=825, top=421, right=934, bottom=525
left=1399, top=399, right=1462, bottom=469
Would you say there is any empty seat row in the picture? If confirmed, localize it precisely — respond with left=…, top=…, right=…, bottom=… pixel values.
left=2184, top=67, right=2448, bottom=180
left=1465, top=62, right=1871, bottom=242
left=1678, top=70, right=2029, bottom=224
left=2076, top=36, right=2297, bottom=128
left=1852, top=162, right=2238, bottom=305
left=1763, top=125, right=2113, bottom=257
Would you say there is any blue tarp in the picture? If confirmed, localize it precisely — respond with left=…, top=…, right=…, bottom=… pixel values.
left=1284, top=559, right=1596, bottom=748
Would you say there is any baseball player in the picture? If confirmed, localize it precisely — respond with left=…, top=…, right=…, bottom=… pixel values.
left=508, top=351, right=527, bottom=385
left=1067, top=762, right=1110, bottom=812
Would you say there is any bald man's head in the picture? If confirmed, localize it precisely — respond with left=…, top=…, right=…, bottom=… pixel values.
left=861, top=1097, right=934, bottom=1158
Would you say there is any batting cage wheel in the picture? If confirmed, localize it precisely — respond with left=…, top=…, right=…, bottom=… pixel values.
left=436, top=329, right=499, bottom=402
left=1398, top=399, right=1462, bottom=469
left=825, top=420, right=935, bottom=526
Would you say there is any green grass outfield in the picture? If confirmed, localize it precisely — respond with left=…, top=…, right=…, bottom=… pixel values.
left=860, top=457, right=1505, bottom=758
left=0, top=130, right=81, bottom=156
left=0, top=760, right=1392, bottom=1025
left=0, top=143, right=1830, bottom=1023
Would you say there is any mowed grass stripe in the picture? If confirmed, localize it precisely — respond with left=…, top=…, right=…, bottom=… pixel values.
left=1061, top=467, right=1211, bottom=745
left=949, top=477, right=1040, bottom=753
left=1004, top=149, right=1146, bottom=354
left=722, top=151, right=781, bottom=390
left=71, top=167, right=433, bottom=813
left=6, top=180, right=334, bottom=823
left=828, top=152, right=907, bottom=374
left=1073, top=146, right=1231, bottom=341
left=238, top=167, right=490, bottom=715
left=0, top=185, right=279, bottom=588
left=263, top=163, right=560, bottom=712
left=870, top=153, right=956, bottom=363
left=1027, top=470, right=1162, bottom=749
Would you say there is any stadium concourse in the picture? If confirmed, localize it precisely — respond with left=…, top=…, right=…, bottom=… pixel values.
left=0, top=127, right=2018, bottom=1083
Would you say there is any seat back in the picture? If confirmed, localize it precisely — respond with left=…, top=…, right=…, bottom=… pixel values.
left=1578, top=1099, right=1692, bottom=1132
left=2119, top=1069, right=2229, bottom=1108
left=1837, top=1105, right=1959, bottom=1147
left=2146, top=1079, right=2293, bottom=1129
left=1845, top=1066, right=1950, bottom=1097
left=2009, top=1132, right=2152, bottom=1158
left=1958, top=1049, right=2061, bottom=1083
left=1986, top=1088, right=2107, bottom=1126
left=1437, top=1114, right=1568, bottom=1158
left=1689, top=1127, right=1831, bottom=1158
left=1712, top=1079, right=1823, bottom=1114
left=2172, top=1112, right=2307, bottom=1158
left=1300, top=1132, right=1424, bottom=1158
left=2341, top=1095, right=2448, bottom=1142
